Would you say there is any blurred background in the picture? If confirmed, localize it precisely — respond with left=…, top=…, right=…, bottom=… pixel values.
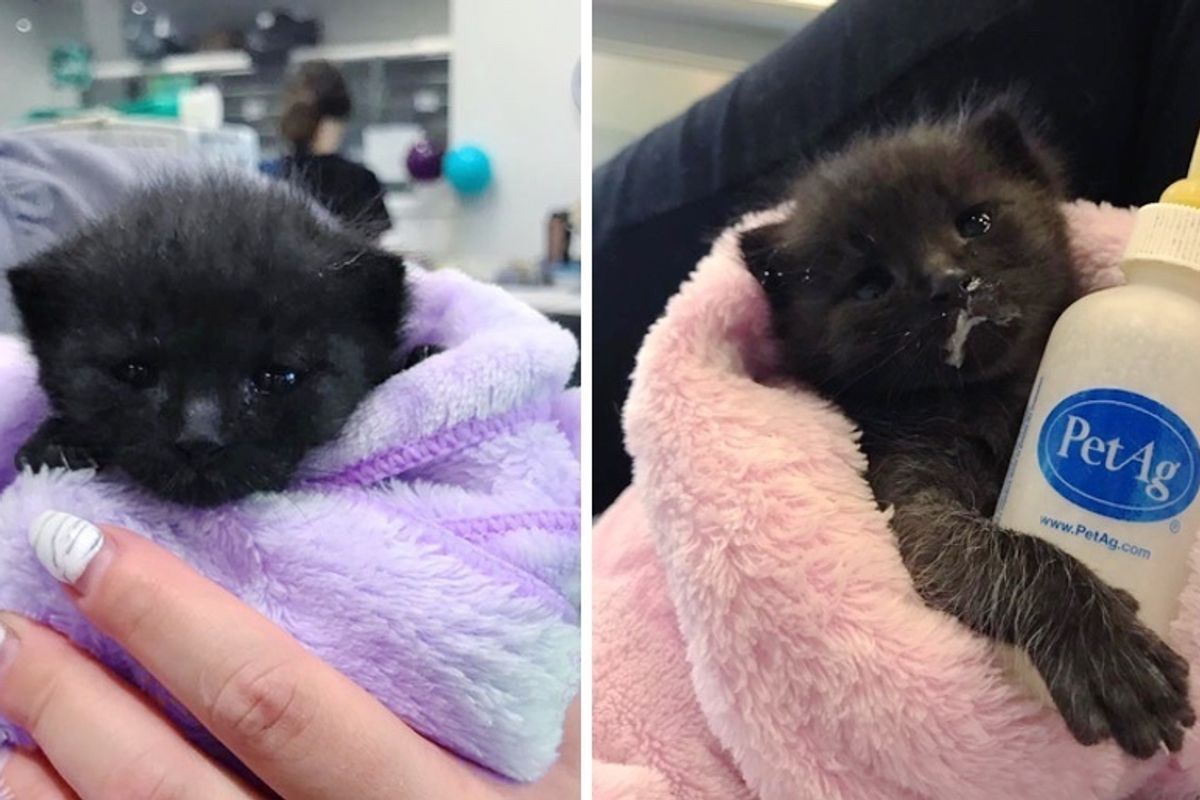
left=0, top=0, right=580, bottom=333
left=594, top=0, right=828, bottom=166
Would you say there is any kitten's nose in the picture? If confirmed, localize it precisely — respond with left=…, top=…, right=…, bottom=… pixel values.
left=928, top=268, right=971, bottom=304
left=176, top=397, right=224, bottom=459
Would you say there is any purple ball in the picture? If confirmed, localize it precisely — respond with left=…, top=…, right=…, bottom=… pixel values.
left=406, top=140, right=444, bottom=182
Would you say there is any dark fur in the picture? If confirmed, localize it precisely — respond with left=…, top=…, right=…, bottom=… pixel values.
left=8, top=173, right=408, bottom=507
left=741, top=104, right=1194, bottom=758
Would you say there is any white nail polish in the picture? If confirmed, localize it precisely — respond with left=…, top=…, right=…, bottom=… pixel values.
left=0, top=749, right=13, bottom=800
left=29, top=510, right=105, bottom=585
left=0, top=744, right=11, bottom=792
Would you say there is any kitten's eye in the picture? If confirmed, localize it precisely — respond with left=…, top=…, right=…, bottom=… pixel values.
left=848, top=232, right=875, bottom=253
left=253, top=366, right=302, bottom=394
left=955, top=205, right=993, bottom=238
left=849, top=267, right=893, bottom=302
left=111, top=360, right=157, bottom=389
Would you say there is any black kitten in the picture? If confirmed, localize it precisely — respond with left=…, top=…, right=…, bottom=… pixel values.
left=8, top=172, right=408, bottom=507
left=742, top=104, right=1194, bottom=758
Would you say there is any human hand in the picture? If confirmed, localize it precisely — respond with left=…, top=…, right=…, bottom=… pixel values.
left=0, top=512, right=580, bottom=799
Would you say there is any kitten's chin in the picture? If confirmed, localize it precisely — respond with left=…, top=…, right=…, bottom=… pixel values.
left=160, top=478, right=256, bottom=508
left=118, top=458, right=294, bottom=507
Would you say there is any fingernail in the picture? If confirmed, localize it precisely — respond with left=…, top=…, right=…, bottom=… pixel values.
left=29, top=511, right=106, bottom=586
left=0, top=744, right=13, bottom=800
left=0, top=618, right=17, bottom=683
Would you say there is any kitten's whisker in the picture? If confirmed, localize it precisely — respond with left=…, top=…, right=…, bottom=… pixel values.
left=834, top=334, right=921, bottom=396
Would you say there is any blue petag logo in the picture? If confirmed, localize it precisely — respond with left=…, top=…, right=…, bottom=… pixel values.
left=1037, top=388, right=1200, bottom=522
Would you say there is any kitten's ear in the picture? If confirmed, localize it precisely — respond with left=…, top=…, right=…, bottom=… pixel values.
left=967, top=104, right=1064, bottom=192
left=338, top=248, right=409, bottom=343
left=7, top=259, right=70, bottom=342
left=740, top=222, right=788, bottom=296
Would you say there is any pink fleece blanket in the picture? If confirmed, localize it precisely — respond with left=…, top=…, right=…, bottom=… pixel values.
left=592, top=201, right=1200, bottom=800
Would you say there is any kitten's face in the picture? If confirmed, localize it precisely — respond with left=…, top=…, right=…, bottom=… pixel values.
left=9, top=176, right=406, bottom=506
left=742, top=108, right=1073, bottom=397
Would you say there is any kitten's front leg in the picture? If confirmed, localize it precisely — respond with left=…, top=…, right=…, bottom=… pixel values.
left=16, top=417, right=105, bottom=472
left=891, top=490, right=1194, bottom=758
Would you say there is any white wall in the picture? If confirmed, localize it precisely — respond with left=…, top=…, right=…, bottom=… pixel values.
left=448, top=0, right=580, bottom=275
left=0, top=23, right=59, bottom=127
left=594, top=51, right=737, bottom=167
left=0, top=0, right=84, bottom=127
left=593, top=0, right=819, bottom=166
left=595, top=3, right=797, bottom=65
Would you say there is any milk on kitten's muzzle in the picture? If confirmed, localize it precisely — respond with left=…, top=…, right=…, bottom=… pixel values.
left=941, top=275, right=1022, bottom=370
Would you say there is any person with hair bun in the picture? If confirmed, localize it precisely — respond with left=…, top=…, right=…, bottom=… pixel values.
left=277, top=60, right=392, bottom=237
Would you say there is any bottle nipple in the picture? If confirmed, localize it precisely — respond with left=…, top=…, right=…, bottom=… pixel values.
left=1160, top=128, right=1200, bottom=209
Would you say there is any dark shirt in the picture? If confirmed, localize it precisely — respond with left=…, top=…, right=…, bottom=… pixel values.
left=279, top=153, right=391, bottom=237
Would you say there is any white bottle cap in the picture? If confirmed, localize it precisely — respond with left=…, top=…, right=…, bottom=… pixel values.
left=1122, top=203, right=1200, bottom=273
left=1124, top=128, right=1200, bottom=272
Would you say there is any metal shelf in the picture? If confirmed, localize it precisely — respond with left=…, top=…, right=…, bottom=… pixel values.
left=91, top=36, right=452, bottom=82
left=93, top=50, right=253, bottom=80
left=291, top=36, right=451, bottom=64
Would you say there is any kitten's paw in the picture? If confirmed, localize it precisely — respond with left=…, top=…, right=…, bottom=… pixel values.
left=1111, top=586, right=1141, bottom=613
left=1042, top=606, right=1193, bottom=758
left=401, top=344, right=444, bottom=370
left=15, top=439, right=100, bottom=472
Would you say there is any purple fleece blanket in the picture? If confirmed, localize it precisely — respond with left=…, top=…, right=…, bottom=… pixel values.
left=0, top=266, right=581, bottom=782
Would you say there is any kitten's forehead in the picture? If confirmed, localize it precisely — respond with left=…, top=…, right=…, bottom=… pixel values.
left=24, top=172, right=403, bottom=373
left=781, top=131, right=1024, bottom=251
left=52, top=237, right=354, bottom=366
left=815, top=132, right=1000, bottom=207
left=127, top=269, right=338, bottom=331
left=70, top=181, right=357, bottom=316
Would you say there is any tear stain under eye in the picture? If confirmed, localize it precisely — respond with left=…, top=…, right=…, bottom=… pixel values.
left=944, top=278, right=1022, bottom=368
